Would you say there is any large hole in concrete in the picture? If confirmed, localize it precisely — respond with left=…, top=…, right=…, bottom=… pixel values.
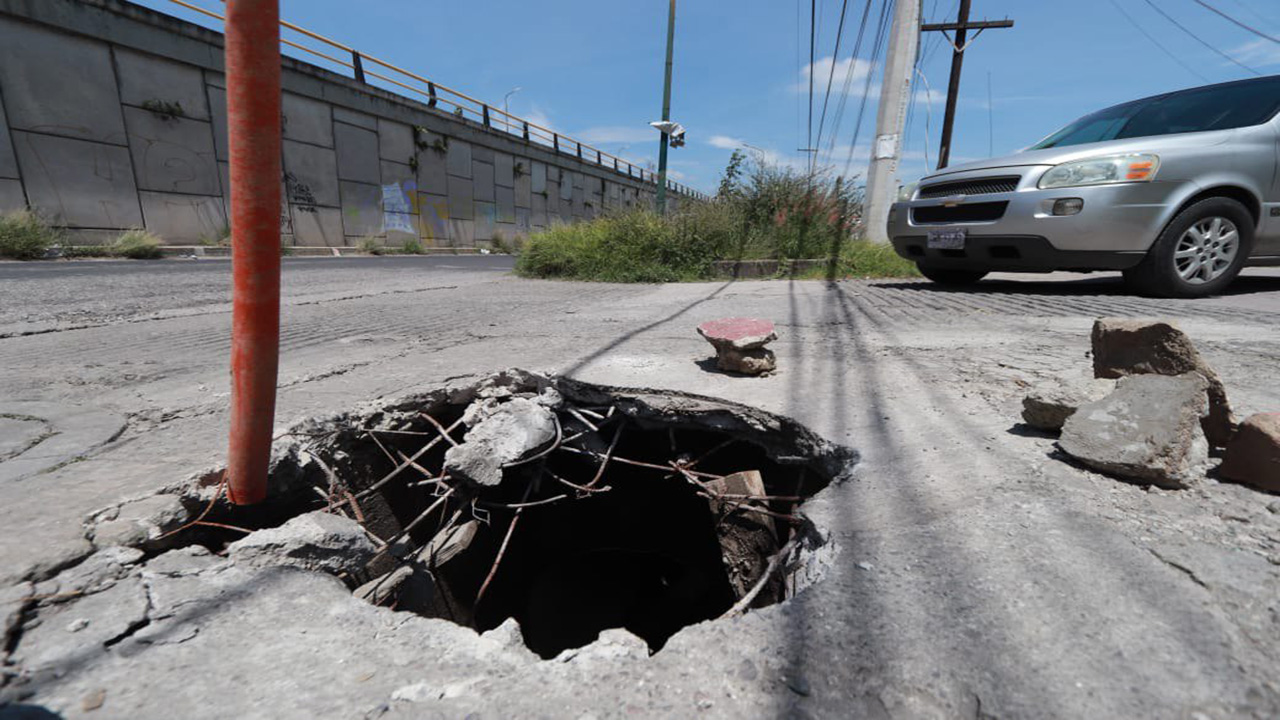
left=202, top=371, right=855, bottom=659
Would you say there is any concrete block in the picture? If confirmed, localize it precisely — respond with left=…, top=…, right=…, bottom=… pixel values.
left=340, top=180, right=383, bottom=238
left=291, top=205, right=345, bottom=247
left=384, top=213, right=418, bottom=243
left=449, top=218, right=474, bottom=247
left=496, top=222, right=519, bottom=242
left=546, top=166, right=560, bottom=183
left=206, top=85, right=228, bottom=161
left=114, top=48, right=209, bottom=120
left=334, top=122, right=380, bottom=184
left=417, top=192, right=449, bottom=244
left=0, top=18, right=125, bottom=144
left=333, top=107, right=376, bottom=130
left=380, top=178, right=415, bottom=218
left=282, top=92, right=333, bottom=148
left=446, top=140, right=472, bottom=178
left=204, top=71, right=225, bottom=89
left=494, top=153, right=514, bottom=188
left=572, top=184, right=584, bottom=211
left=472, top=145, right=494, bottom=164
left=545, top=180, right=559, bottom=204
left=0, top=96, right=16, bottom=179
left=381, top=160, right=417, bottom=193
left=531, top=194, right=547, bottom=227
left=496, top=186, right=516, bottom=224
left=474, top=201, right=496, bottom=241
left=138, top=191, right=226, bottom=243
left=515, top=208, right=531, bottom=236
left=417, top=150, right=448, bottom=195
left=123, top=107, right=219, bottom=195
left=13, top=132, right=141, bottom=228
left=0, top=178, right=25, bottom=213
left=283, top=140, right=339, bottom=208
left=515, top=163, right=532, bottom=208
left=473, top=160, right=495, bottom=202
left=560, top=175, right=573, bottom=200
left=447, top=176, right=474, bottom=220
left=572, top=172, right=585, bottom=190
left=378, top=118, right=414, bottom=162
left=531, top=162, right=546, bottom=194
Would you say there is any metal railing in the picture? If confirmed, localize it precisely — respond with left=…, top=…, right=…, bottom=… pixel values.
left=164, top=0, right=707, bottom=200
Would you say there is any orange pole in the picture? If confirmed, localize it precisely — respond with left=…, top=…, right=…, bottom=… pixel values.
left=225, top=0, right=281, bottom=505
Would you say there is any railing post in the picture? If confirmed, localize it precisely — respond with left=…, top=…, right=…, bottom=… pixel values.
left=427, top=81, right=437, bottom=108
left=613, top=157, right=618, bottom=171
left=576, top=143, right=582, bottom=159
left=351, top=50, right=366, bottom=83
left=482, top=105, right=490, bottom=128
left=596, top=149, right=602, bottom=165
left=522, top=121, right=529, bottom=141
left=553, top=134, right=559, bottom=153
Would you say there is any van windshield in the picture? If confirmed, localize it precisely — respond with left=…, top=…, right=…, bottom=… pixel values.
left=1030, top=77, right=1280, bottom=149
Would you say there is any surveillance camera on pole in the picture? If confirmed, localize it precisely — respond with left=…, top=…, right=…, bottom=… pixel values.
left=650, top=120, right=685, bottom=148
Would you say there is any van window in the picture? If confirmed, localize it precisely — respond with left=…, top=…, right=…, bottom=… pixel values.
left=1031, top=77, right=1280, bottom=149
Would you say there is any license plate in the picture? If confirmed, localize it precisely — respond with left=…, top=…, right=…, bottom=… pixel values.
left=927, top=229, right=966, bottom=250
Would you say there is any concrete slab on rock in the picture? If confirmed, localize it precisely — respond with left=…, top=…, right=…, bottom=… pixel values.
left=1022, top=378, right=1117, bottom=432
left=1059, top=373, right=1211, bottom=489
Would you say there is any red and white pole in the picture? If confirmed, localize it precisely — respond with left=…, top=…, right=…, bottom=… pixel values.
left=225, top=0, right=281, bottom=505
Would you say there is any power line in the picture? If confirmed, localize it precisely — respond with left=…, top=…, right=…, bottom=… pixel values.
left=813, top=0, right=852, bottom=154
left=1193, top=0, right=1280, bottom=45
left=842, top=0, right=894, bottom=177
left=1141, top=0, right=1260, bottom=75
left=1109, top=0, right=1211, bottom=82
left=808, top=0, right=817, bottom=174
left=820, top=0, right=876, bottom=168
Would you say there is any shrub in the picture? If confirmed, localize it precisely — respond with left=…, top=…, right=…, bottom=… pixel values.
left=111, top=229, right=164, bottom=259
left=358, top=236, right=386, bottom=255
left=400, top=238, right=424, bottom=254
left=0, top=211, right=60, bottom=260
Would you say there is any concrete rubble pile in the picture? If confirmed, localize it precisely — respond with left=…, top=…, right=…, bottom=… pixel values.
left=1022, top=318, right=1279, bottom=492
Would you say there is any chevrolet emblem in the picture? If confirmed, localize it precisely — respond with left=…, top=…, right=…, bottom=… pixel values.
left=941, top=194, right=966, bottom=207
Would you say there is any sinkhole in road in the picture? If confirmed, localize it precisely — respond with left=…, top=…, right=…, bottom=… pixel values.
left=233, top=371, right=855, bottom=659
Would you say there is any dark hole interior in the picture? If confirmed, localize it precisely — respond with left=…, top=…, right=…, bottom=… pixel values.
left=194, top=389, right=835, bottom=660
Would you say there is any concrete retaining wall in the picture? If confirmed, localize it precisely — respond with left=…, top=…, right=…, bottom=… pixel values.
left=0, top=0, right=690, bottom=248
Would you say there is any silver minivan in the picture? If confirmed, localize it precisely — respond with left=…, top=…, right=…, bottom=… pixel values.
left=888, top=76, right=1280, bottom=297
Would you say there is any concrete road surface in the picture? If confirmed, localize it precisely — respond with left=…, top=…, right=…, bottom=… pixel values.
left=1, top=258, right=1278, bottom=719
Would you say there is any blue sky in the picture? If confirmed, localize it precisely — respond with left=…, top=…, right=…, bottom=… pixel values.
left=134, top=0, right=1280, bottom=193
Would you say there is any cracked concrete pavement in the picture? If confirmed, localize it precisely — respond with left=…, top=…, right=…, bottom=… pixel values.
left=2, top=256, right=1279, bottom=718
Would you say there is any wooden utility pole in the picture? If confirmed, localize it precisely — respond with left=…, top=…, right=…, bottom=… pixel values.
left=922, top=0, right=1013, bottom=169
left=655, top=0, right=676, bottom=215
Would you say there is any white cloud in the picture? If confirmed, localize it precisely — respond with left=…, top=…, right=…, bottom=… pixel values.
left=707, top=135, right=745, bottom=149
left=1232, top=39, right=1280, bottom=67
left=577, top=125, right=653, bottom=144
left=913, top=87, right=945, bottom=107
left=795, top=56, right=877, bottom=93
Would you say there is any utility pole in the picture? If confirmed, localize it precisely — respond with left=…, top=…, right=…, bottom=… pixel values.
left=655, top=0, right=676, bottom=215
left=922, top=1, right=1013, bottom=168
left=863, top=0, right=920, bottom=245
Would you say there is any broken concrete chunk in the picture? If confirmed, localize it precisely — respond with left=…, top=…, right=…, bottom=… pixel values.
left=354, top=565, right=434, bottom=609
left=2, top=581, right=33, bottom=660
left=717, top=347, right=777, bottom=376
left=227, top=511, right=375, bottom=576
left=9, top=575, right=149, bottom=672
left=45, top=546, right=144, bottom=597
left=444, top=397, right=556, bottom=487
left=1218, top=413, right=1280, bottom=492
left=1021, top=378, right=1117, bottom=432
left=1091, top=318, right=1235, bottom=447
left=89, top=493, right=189, bottom=549
left=1059, top=373, right=1211, bottom=489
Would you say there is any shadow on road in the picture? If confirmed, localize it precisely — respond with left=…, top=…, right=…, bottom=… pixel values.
left=874, top=271, right=1280, bottom=299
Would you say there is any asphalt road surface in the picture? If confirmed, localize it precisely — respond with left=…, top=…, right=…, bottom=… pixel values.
left=2, top=258, right=1279, bottom=719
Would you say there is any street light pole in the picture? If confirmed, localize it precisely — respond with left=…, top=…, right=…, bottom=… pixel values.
left=655, top=0, right=676, bottom=215
left=503, top=86, right=521, bottom=134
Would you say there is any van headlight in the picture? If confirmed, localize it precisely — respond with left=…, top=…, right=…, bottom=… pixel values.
left=897, top=182, right=918, bottom=202
left=1038, top=154, right=1159, bottom=189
